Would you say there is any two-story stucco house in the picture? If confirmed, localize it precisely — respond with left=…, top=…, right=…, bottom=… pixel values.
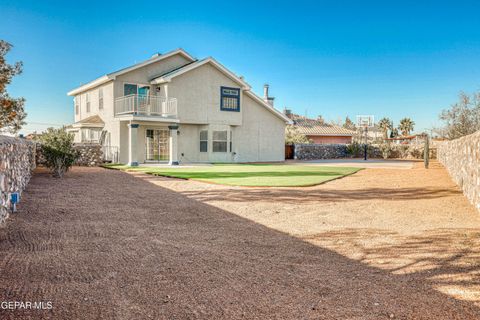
left=67, top=49, right=290, bottom=165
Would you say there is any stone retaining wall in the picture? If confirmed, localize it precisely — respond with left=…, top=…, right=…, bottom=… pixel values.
left=295, top=144, right=348, bottom=160
left=36, top=143, right=103, bottom=167
left=73, top=144, right=103, bottom=166
left=0, top=136, right=36, bottom=223
left=294, top=143, right=436, bottom=160
left=437, top=131, right=480, bottom=212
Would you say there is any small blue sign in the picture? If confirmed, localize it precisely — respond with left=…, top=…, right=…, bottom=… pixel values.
left=10, top=193, right=19, bottom=204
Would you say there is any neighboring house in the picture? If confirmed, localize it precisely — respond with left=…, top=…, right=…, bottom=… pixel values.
left=355, top=124, right=382, bottom=143
left=385, top=134, right=425, bottom=145
left=67, top=49, right=290, bottom=165
left=284, top=110, right=355, bottom=144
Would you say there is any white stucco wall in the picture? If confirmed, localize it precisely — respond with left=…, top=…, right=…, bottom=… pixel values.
left=168, top=63, right=243, bottom=126
left=233, top=94, right=286, bottom=162
left=114, top=55, right=191, bottom=99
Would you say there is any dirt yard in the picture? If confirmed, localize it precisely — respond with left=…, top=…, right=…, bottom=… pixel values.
left=1, top=161, right=480, bottom=319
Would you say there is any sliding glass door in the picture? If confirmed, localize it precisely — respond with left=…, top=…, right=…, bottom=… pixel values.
left=145, top=129, right=169, bottom=162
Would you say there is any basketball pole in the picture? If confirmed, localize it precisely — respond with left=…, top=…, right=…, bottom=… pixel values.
left=364, top=126, right=368, bottom=161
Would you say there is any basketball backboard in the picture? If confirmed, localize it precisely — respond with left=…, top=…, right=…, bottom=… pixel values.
left=356, top=115, right=375, bottom=128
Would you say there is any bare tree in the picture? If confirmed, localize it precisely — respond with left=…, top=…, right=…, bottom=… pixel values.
left=439, top=91, right=480, bottom=139
left=285, top=126, right=311, bottom=145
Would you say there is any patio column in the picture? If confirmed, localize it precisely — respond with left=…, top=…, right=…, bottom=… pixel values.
left=168, top=124, right=179, bottom=165
left=128, top=123, right=139, bottom=166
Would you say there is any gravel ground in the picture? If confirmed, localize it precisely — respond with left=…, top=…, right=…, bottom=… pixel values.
left=1, top=162, right=480, bottom=319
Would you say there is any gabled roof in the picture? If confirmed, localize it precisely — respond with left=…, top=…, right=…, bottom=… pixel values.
left=244, top=91, right=292, bottom=123
left=289, top=114, right=355, bottom=136
left=67, top=48, right=196, bottom=96
left=70, top=115, right=105, bottom=128
left=150, top=57, right=251, bottom=89
left=150, top=57, right=290, bottom=123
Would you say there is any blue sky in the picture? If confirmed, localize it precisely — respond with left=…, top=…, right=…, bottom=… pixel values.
left=2, top=0, right=480, bottom=134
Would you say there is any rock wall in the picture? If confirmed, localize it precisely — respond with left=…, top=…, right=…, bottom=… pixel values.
left=437, top=131, right=480, bottom=212
left=295, top=144, right=348, bottom=160
left=36, top=143, right=103, bottom=167
left=0, top=136, right=36, bottom=223
left=73, top=144, right=103, bottom=166
left=294, top=143, right=436, bottom=160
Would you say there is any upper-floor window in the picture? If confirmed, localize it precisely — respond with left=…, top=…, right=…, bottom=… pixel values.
left=98, top=88, right=104, bottom=110
left=220, top=86, right=240, bottom=112
left=86, top=93, right=91, bottom=113
left=124, top=83, right=150, bottom=96
left=212, top=130, right=227, bottom=152
left=199, top=130, right=208, bottom=152
left=75, top=96, right=79, bottom=115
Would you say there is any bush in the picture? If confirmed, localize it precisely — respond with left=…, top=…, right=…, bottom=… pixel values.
left=379, top=143, right=392, bottom=159
left=398, top=145, right=410, bottom=158
left=39, top=128, right=78, bottom=178
left=346, top=141, right=363, bottom=158
left=409, top=146, right=423, bottom=159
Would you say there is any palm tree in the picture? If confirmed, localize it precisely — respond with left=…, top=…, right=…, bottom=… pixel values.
left=377, top=117, right=392, bottom=139
left=398, top=118, right=415, bottom=136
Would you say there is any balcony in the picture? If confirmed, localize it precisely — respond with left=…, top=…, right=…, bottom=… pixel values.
left=114, top=94, right=177, bottom=118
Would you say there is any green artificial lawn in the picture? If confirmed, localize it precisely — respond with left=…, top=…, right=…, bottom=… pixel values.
left=104, top=163, right=361, bottom=187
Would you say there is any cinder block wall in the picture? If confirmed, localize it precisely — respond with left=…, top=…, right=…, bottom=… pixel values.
left=0, top=136, right=36, bottom=222
left=437, top=131, right=480, bottom=212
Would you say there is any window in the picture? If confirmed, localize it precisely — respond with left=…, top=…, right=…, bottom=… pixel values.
left=220, top=86, right=240, bottom=112
left=124, top=83, right=137, bottom=96
left=86, top=93, right=90, bottom=113
left=75, top=96, right=79, bottom=115
left=99, top=88, right=104, bottom=110
left=200, top=130, right=208, bottom=152
left=212, top=131, right=227, bottom=152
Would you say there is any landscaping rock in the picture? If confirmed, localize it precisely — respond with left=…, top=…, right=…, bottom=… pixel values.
left=73, top=143, right=103, bottom=166
left=438, top=130, right=480, bottom=212
left=0, top=135, right=36, bottom=223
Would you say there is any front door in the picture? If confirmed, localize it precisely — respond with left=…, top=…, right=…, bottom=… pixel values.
left=145, top=129, right=169, bottom=162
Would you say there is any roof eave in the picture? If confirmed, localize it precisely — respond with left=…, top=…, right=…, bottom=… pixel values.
left=68, top=48, right=196, bottom=96
left=67, top=76, right=112, bottom=96
left=304, top=133, right=354, bottom=137
left=244, top=91, right=291, bottom=123
left=150, top=58, right=251, bottom=90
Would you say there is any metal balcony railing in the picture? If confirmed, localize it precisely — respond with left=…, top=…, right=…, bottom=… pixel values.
left=114, top=94, right=177, bottom=117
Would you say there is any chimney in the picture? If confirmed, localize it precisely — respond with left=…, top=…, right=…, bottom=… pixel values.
left=263, top=84, right=275, bottom=107
left=283, top=108, right=292, bottom=119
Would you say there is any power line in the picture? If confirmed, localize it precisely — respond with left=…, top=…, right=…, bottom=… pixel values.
left=26, top=122, right=64, bottom=126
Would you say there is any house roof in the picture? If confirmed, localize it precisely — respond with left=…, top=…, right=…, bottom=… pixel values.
left=289, top=114, right=356, bottom=136
left=150, top=57, right=251, bottom=89
left=151, top=57, right=291, bottom=123
left=67, top=48, right=196, bottom=96
left=244, top=91, right=292, bottom=123
left=70, top=115, right=105, bottom=128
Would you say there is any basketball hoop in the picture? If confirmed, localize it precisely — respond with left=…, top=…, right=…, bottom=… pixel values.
left=356, top=115, right=375, bottom=161
left=356, top=115, right=375, bottom=128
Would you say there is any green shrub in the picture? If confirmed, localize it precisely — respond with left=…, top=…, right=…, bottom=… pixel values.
left=379, top=143, right=392, bottom=159
left=346, top=141, right=363, bottom=158
left=398, top=145, right=410, bottom=158
left=409, top=147, right=423, bottom=159
left=39, top=128, right=78, bottom=178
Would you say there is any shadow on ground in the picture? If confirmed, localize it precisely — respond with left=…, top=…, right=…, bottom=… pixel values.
left=178, top=186, right=462, bottom=203
left=0, top=167, right=478, bottom=319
